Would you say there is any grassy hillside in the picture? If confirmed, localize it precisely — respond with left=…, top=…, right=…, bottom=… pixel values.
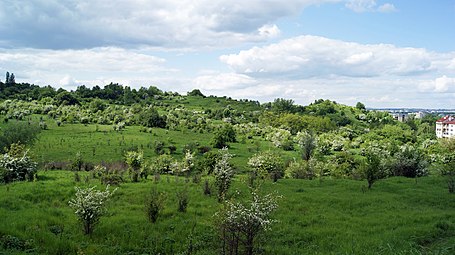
left=0, top=171, right=454, bottom=254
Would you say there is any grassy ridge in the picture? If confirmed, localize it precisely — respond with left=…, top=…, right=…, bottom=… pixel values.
left=1, top=171, right=454, bottom=254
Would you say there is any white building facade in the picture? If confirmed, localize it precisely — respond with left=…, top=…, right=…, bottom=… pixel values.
left=436, top=116, right=455, bottom=138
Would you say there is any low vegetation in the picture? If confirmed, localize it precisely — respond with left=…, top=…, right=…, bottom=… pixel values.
left=0, top=80, right=454, bottom=254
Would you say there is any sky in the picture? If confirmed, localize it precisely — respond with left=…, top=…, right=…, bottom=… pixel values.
left=0, top=0, right=454, bottom=109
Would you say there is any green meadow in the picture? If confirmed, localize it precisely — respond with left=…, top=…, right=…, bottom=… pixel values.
left=0, top=170, right=454, bottom=254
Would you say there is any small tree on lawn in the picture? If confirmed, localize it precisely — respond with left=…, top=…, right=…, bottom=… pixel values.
left=361, top=145, right=389, bottom=189
left=68, top=185, right=116, bottom=235
left=214, top=148, right=234, bottom=202
left=215, top=190, right=280, bottom=255
left=125, top=151, right=143, bottom=182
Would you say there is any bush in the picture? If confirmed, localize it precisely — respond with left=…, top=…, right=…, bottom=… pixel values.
left=248, top=151, right=285, bottom=183
left=68, top=186, right=116, bottom=235
left=212, top=124, right=236, bottom=149
left=0, top=121, right=40, bottom=153
left=215, top=190, right=279, bottom=255
left=0, top=144, right=37, bottom=183
left=176, top=188, right=189, bottom=212
left=146, top=188, right=166, bottom=223
left=285, top=159, right=316, bottom=179
left=214, top=148, right=234, bottom=202
left=125, top=151, right=143, bottom=182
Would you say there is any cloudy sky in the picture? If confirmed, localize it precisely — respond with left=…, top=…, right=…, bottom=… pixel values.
left=1, top=0, right=454, bottom=108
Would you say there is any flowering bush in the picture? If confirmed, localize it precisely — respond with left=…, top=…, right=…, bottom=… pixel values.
left=248, top=151, right=284, bottom=182
left=68, top=186, right=117, bottom=234
left=214, top=148, right=234, bottom=202
left=0, top=146, right=37, bottom=183
left=266, top=128, right=293, bottom=150
left=125, top=151, right=143, bottom=182
left=215, top=191, right=280, bottom=255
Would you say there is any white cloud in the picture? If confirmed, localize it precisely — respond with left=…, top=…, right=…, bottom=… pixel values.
left=345, top=0, right=377, bottom=12
left=0, top=47, right=178, bottom=91
left=378, top=3, right=397, bottom=13
left=0, top=0, right=336, bottom=50
left=193, top=73, right=258, bottom=91
left=345, top=0, right=397, bottom=13
left=59, top=75, right=79, bottom=88
left=419, top=75, right=455, bottom=93
left=220, top=35, right=446, bottom=78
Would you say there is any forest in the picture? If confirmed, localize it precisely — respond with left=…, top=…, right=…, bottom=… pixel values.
left=0, top=79, right=454, bottom=254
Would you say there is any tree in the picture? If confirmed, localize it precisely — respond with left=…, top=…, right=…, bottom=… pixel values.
left=0, top=121, right=41, bottom=153
left=389, top=144, right=428, bottom=178
left=69, top=186, right=116, bottom=235
left=8, top=73, right=15, bottom=84
left=140, top=108, right=166, bottom=128
left=55, top=91, right=80, bottom=106
left=294, top=131, right=317, bottom=161
left=5, top=72, right=9, bottom=84
left=356, top=102, right=366, bottom=111
left=361, top=144, right=389, bottom=189
left=187, top=89, right=205, bottom=97
left=212, top=124, right=236, bottom=149
left=272, top=98, right=295, bottom=113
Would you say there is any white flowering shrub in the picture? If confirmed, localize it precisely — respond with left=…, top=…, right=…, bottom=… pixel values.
left=68, top=186, right=117, bottom=235
left=181, top=150, right=195, bottom=175
left=248, top=151, right=284, bottom=183
left=0, top=148, right=37, bottom=183
left=214, top=148, right=234, bottom=202
left=215, top=191, right=280, bottom=255
left=125, top=151, right=143, bottom=182
left=266, top=128, right=293, bottom=150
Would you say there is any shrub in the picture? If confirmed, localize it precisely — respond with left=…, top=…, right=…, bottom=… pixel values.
left=0, top=144, right=37, bottom=183
left=125, top=151, right=143, bottom=182
left=151, top=154, right=174, bottom=174
left=203, top=179, right=212, bottom=196
left=146, top=188, right=166, bottom=223
left=68, top=185, right=117, bottom=235
left=212, top=124, right=236, bottom=149
left=177, top=188, right=189, bottom=212
left=94, top=165, right=124, bottom=186
left=285, top=159, right=316, bottom=179
left=0, top=121, right=40, bottom=153
left=215, top=190, right=280, bottom=255
left=71, top=151, right=83, bottom=171
left=214, top=148, right=234, bottom=202
left=248, top=151, right=285, bottom=183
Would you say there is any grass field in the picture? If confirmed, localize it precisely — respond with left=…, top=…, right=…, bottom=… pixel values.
left=30, top=120, right=297, bottom=172
left=1, top=170, right=454, bottom=254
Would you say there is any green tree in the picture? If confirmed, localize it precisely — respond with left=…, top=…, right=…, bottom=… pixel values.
left=187, top=89, right=205, bottom=97
left=356, top=102, right=366, bottom=111
left=140, top=108, right=166, bottom=128
left=212, top=124, right=236, bottom=149
left=0, top=121, right=41, bottom=153
left=294, top=131, right=317, bottom=161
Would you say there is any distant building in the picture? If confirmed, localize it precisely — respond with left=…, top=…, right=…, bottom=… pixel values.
left=392, top=113, right=408, bottom=122
left=436, top=115, right=455, bottom=138
left=413, top=111, right=427, bottom=119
